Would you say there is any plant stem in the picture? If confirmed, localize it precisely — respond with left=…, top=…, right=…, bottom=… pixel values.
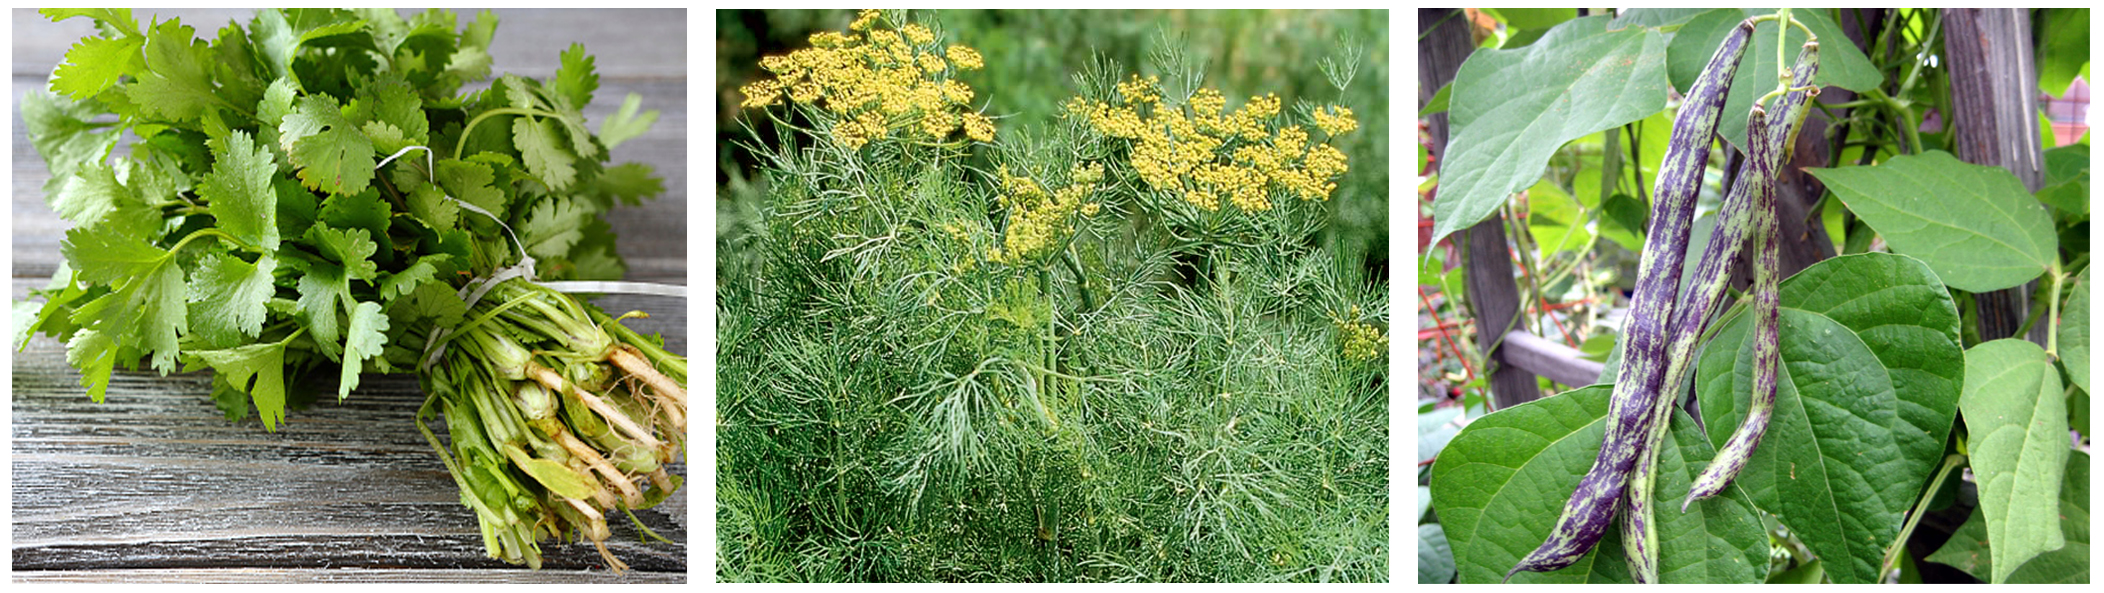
left=2047, top=257, right=2065, bottom=357
left=454, top=107, right=568, bottom=160
left=1880, top=453, right=1967, bottom=582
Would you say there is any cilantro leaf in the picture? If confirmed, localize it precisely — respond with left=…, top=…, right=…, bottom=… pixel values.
left=21, top=91, right=121, bottom=185
left=339, top=300, right=390, bottom=399
left=62, top=225, right=187, bottom=374
left=305, top=223, right=381, bottom=281
left=379, top=255, right=449, bottom=301
left=66, top=329, right=123, bottom=402
left=50, top=163, right=159, bottom=236
left=318, top=189, right=393, bottom=253
left=438, top=157, right=508, bottom=217
left=200, top=130, right=281, bottom=250
left=129, top=19, right=221, bottom=122
left=348, top=72, right=429, bottom=154
left=596, top=93, right=657, bottom=152
left=52, top=35, right=145, bottom=100
left=279, top=94, right=376, bottom=195
left=41, top=9, right=140, bottom=38
left=554, top=43, right=598, bottom=112
left=521, top=197, right=588, bottom=259
left=589, top=162, right=664, bottom=207
left=248, top=8, right=366, bottom=83
left=293, top=261, right=349, bottom=360
left=192, top=339, right=291, bottom=430
left=446, top=10, right=499, bottom=84
left=513, top=116, right=577, bottom=191
left=188, top=254, right=278, bottom=348
left=406, top=183, right=458, bottom=230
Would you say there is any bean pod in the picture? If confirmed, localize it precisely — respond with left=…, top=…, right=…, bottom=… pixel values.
left=1681, top=43, right=1822, bottom=510
left=1505, top=18, right=1754, bottom=580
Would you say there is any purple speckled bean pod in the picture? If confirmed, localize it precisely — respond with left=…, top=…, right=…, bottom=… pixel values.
left=1680, top=43, right=1822, bottom=511
left=1505, top=18, right=1754, bottom=581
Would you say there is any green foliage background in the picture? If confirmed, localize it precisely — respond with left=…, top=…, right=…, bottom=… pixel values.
left=717, top=10, right=1389, bottom=582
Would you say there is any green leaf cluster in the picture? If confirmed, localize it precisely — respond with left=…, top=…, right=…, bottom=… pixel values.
left=19, top=8, right=663, bottom=431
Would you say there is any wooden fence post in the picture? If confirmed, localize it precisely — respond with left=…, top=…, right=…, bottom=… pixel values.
left=1420, top=8, right=1540, bottom=408
left=1945, top=8, right=2049, bottom=343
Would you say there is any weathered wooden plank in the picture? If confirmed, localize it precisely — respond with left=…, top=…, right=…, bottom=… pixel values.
left=10, top=8, right=689, bottom=579
left=1945, top=8, right=2047, bottom=344
left=14, top=568, right=686, bottom=583
left=1501, top=330, right=1606, bottom=390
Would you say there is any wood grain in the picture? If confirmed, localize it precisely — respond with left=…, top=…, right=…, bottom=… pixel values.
left=11, top=8, right=688, bottom=581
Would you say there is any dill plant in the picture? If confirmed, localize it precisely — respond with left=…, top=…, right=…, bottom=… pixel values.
left=719, top=9, right=1388, bottom=582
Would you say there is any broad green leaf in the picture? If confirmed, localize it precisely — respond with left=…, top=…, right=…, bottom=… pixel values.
left=280, top=94, right=376, bottom=196
left=1959, top=339, right=2070, bottom=583
left=339, top=300, right=390, bottom=399
left=1429, top=385, right=1767, bottom=583
left=52, top=35, right=144, bottom=100
left=597, top=93, right=657, bottom=151
left=2035, top=8, right=2089, bottom=96
left=1601, top=192, right=1648, bottom=250
left=1419, top=523, right=1456, bottom=584
left=1418, top=82, right=1450, bottom=118
left=200, top=130, right=281, bottom=250
left=1669, top=9, right=1881, bottom=151
left=1747, top=253, right=1964, bottom=485
left=129, top=19, right=220, bottom=122
left=1609, top=8, right=1712, bottom=30
left=2037, top=144, right=2088, bottom=218
left=1807, top=151, right=2057, bottom=292
left=2063, top=269, right=2090, bottom=393
left=1926, top=451, right=2089, bottom=583
left=1429, top=16, right=1668, bottom=248
left=1493, top=8, right=1576, bottom=30
left=1525, top=180, right=1590, bottom=255
left=1695, top=308, right=1906, bottom=583
left=187, top=254, right=277, bottom=348
left=192, top=340, right=290, bottom=431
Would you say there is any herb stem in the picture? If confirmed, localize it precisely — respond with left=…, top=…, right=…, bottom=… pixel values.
left=454, top=107, right=567, bottom=160
left=2046, top=257, right=2065, bottom=358
left=1880, top=453, right=1967, bottom=582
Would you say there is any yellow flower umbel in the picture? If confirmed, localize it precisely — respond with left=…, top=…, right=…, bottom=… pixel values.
left=1335, top=308, right=1388, bottom=362
left=739, top=10, right=992, bottom=149
left=1064, top=82, right=1356, bottom=213
left=987, top=163, right=1105, bottom=264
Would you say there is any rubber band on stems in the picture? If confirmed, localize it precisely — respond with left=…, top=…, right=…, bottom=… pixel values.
left=373, top=145, right=688, bottom=371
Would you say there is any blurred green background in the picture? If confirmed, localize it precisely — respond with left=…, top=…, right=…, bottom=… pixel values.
left=716, top=9, right=1390, bottom=279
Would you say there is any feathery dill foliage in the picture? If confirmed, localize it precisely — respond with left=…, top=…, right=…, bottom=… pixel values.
left=719, top=9, right=1387, bottom=582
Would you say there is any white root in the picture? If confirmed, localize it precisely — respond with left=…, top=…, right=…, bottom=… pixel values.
left=610, top=345, right=686, bottom=407
left=530, top=365, right=665, bottom=454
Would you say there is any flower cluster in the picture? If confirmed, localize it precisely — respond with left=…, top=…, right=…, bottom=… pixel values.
left=1336, top=310, right=1388, bottom=362
left=740, top=10, right=994, bottom=149
left=1064, top=76, right=1356, bottom=212
left=987, top=163, right=1105, bottom=264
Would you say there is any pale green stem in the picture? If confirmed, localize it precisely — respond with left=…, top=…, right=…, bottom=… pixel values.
left=455, top=107, right=567, bottom=160
left=1880, top=453, right=1967, bottom=582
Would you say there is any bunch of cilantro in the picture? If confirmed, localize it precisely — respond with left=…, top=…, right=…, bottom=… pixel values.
left=15, top=8, right=684, bottom=570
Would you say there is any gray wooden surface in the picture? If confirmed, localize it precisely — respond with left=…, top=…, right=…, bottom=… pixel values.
left=11, top=8, right=688, bottom=581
